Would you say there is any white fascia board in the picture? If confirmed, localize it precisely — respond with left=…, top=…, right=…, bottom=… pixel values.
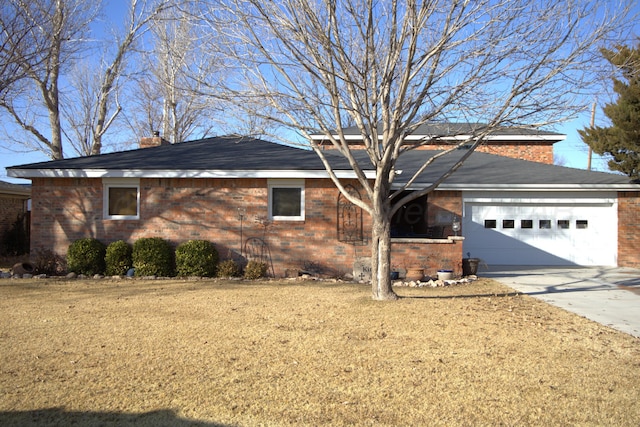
left=8, top=168, right=376, bottom=180
left=394, top=183, right=640, bottom=191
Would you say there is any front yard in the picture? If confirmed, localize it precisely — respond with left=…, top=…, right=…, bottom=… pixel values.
left=0, top=278, right=638, bottom=426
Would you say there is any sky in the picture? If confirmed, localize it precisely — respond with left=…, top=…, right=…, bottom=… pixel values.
left=1, top=0, right=637, bottom=184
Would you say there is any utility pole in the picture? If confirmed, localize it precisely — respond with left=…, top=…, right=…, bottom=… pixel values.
left=587, top=101, right=596, bottom=171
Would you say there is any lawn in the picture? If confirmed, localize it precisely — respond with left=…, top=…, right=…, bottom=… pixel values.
left=0, top=277, right=638, bottom=426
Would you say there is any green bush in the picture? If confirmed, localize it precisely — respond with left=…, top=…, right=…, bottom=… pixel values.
left=175, top=240, right=218, bottom=277
left=132, top=237, right=174, bottom=277
left=67, top=238, right=106, bottom=275
left=244, top=260, right=268, bottom=280
left=105, top=240, right=133, bottom=276
left=217, top=259, right=241, bottom=278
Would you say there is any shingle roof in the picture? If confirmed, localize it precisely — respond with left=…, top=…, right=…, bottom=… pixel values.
left=394, top=149, right=632, bottom=187
left=6, top=134, right=636, bottom=189
left=0, top=179, right=31, bottom=197
left=8, top=135, right=351, bottom=171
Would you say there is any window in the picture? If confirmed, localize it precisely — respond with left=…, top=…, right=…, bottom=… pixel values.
left=484, top=220, right=497, bottom=229
left=521, top=219, right=533, bottom=229
left=576, top=220, right=588, bottom=229
left=503, top=219, right=515, bottom=229
left=539, top=220, right=551, bottom=229
left=391, top=192, right=430, bottom=237
left=103, top=179, right=140, bottom=220
left=268, top=179, right=304, bottom=221
left=558, top=220, right=570, bottom=229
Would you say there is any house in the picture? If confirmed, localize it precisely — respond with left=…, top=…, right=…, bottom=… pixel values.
left=6, top=127, right=640, bottom=277
left=0, top=180, right=31, bottom=255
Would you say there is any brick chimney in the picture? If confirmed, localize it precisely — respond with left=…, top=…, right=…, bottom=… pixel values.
left=139, top=131, right=169, bottom=148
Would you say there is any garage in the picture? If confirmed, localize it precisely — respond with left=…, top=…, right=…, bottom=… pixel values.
left=462, top=191, right=618, bottom=266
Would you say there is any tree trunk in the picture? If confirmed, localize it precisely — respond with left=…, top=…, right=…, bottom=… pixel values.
left=370, top=188, right=398, bottom=301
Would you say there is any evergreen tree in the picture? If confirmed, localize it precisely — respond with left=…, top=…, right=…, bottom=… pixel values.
left=579, top=43, right=640, bottom=180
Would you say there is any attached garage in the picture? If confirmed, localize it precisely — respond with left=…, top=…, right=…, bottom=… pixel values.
left=462, top=191, right=618, bottom=266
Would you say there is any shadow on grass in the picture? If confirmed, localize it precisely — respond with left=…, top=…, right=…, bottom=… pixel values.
left=0, top=408, right=231, bottom=427
left=398, top=291, right=521, bottom=300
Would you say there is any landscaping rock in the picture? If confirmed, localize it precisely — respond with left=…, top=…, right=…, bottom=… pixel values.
left=12, top=262, right=35, bottom=276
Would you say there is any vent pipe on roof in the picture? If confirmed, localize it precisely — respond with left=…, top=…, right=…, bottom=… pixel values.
left=139, top=131, right=169, bottom=148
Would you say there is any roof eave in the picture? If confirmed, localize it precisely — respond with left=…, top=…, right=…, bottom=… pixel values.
left=396, top=183, right=638, bottom=191
left=311, top=134, right=566, bottom=142
left=7, top=168, right=377, bottom=180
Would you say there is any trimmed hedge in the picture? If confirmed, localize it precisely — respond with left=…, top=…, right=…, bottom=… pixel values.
left=67, top=238, right=106, bottom=275
left=105, top=240, right=133, bottom=276
left=175, top=240, right=218, bottom=277
left=132, top=237, right=174, bottom=277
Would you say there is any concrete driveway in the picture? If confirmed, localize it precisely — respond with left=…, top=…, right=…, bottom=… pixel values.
left=480, top=266, right=640, bottom=339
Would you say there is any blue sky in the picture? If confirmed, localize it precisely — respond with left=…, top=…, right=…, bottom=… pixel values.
left=1, top=0, right=637, bottom=183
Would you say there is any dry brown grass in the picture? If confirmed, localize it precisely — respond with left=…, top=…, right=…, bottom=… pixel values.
left=0, top=277, right=638, bottom=426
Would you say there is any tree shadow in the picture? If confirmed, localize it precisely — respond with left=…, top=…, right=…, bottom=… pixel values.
left=0, top=408, right=232, bottom=427
left=398, top=291, right=521, bottom=300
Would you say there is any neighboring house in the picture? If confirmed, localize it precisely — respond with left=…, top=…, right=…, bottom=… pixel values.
left=0, top=180, right=31, bottom=255
left=6, top=127, right=640, bottom=277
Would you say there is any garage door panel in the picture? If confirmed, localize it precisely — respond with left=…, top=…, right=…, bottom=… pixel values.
left=462, top=193, right=617, bottom=266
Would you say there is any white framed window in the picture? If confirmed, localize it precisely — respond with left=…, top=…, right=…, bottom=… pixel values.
left=103, top=178, right=140, bottom=220
left=268, top=179, right=305, bottom=221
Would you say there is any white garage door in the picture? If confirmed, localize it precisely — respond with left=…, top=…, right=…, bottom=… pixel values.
left=462, top=192, right=617, bottom=266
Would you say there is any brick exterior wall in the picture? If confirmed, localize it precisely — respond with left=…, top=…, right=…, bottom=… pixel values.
left=419, top=143, right=554, bottom=164
left=618, top=191, right=640, bottom=268
left=321, top=141, right=555, bottom=164
left=30, top=177, right=464, bottom=277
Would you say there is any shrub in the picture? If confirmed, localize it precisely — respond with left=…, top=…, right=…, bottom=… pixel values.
left=67, top=238, right=106, bottom=275
left=244, top=260, right=268, bottom=280
left=105, top=240, right=133, bottom=276
left=217, top=259, right=240, bottom=278
left=132, top=237, right=174, bottom=277
left=175, top=240, right=218, bottom=277
left=33, top=249, right=66, bottom=276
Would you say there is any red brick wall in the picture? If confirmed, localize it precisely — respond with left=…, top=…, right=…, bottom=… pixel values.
left=618, top=191, right=640, bottom=267
left=415, top=143, right=554, bottom=164
left=321, top=142, right=555, bottom=164
left=30, top=177, right=465, bottom=277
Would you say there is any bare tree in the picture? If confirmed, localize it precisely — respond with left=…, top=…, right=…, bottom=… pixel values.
left=127, top=4, right=220, bottom=143
left=0, top=2, right=45, bottom=98
left=62, top=0, right=176, bottom=156
left=0, top=0, right=178, bottom=159
left=201, top=0, right=630, bottom=299
left=0, top=0, right=98, bottom=159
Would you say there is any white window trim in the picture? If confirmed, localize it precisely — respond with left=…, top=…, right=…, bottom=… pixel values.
left=268, top=179, right=305, bottom=221
left=103, top=178, right=140, bottom=220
